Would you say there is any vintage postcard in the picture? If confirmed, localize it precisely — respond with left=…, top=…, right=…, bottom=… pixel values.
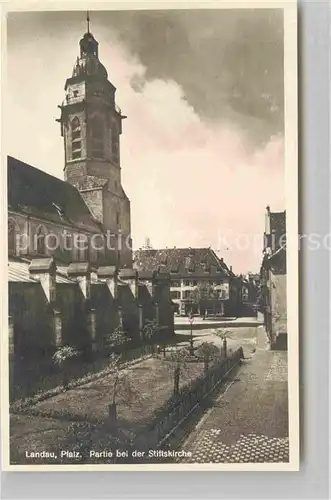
left=1, top=0, right=299, bottom=470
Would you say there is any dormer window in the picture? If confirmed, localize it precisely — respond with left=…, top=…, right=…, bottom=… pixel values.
left=170, top=263, right=179, bottom=273
left=203, top=263, right=210, bottom=273
left=160, top=253, right=168, bottom=265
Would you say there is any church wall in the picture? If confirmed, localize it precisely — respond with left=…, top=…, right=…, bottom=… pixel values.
left=9, top=282, right=54, bottom=356
left=118, top=284, right=140, bottom=341
left=8, top=259, right=175, bottom=399
left=91, top=283, right=119, bottom=349
left=8, top=209, right=102, bottom=263
left=64, top=160, right=88, bottom=184
left=56, top=283, right=88, bottom=349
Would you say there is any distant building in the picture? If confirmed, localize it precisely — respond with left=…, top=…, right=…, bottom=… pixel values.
left=134, top=247, right=242, bottom=317
left=240, top=273, right=260, bottom=316
left=259, top=206, right=287, bottom=349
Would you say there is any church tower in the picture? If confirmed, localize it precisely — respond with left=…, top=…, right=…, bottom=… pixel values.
left=57, top=14, right=132, bottom=267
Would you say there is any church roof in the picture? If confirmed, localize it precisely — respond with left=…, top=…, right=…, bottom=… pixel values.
left=8, top=258, right=74, bottom=284
left=133, top=247, right=233, bottom=278
left=8, top=156, right=102, bottom=233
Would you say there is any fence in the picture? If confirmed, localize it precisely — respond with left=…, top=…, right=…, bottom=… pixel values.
left=137, top=347, right=244, bottom=449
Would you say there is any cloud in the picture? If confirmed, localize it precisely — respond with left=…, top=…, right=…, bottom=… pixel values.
left=7, top=21, right=284, bottom=274
left=100, top=36, right=284, bottom=272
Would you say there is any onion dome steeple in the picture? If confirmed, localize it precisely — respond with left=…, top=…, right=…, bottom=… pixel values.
left=72, top=11, right=108, bottom=79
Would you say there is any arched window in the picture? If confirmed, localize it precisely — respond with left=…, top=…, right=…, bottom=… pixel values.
left=36, top=226, right=46, bottom=255
left=90, top=116, right=104, bottom=159
left=71, top=117, right=81, bottom=160
left=77, top=234, right=89, bottom=262
left=8, top=219, right=16, bottom=256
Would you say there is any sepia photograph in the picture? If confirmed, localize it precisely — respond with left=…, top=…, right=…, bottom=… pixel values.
left=3, top=1, right=299, bottom=470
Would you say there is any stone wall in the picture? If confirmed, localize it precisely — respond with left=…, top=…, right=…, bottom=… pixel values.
left=9, top=259, right=174, bottom=364
left=270, top=271, right=287, bottom=340
left=9, top=282, right=54, bottom=356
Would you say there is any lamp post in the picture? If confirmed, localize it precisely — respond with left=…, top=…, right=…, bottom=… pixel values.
left=188, top=311, right=194, bottom=356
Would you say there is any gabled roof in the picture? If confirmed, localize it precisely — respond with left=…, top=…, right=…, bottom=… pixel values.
left=133, top=247, right=232, bottom=278
left=8, top=156, right=102, bottom=233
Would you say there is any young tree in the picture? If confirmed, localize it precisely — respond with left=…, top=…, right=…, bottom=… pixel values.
left=142, top=319, right=168, bottom=355
left=105, top=324, right=130, bottom=351
left=165, top=346, right=190, bottom=397
left=196, top=342, right=221, bottom=373
left=104, top=326, right=137, bottom=428
left=52, top=345, right=80, bottom=389
left=215, top=329, right=233, bottom=358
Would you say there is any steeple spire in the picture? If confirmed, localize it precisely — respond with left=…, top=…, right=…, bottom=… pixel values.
left=86, top=11, right=90, bottom=33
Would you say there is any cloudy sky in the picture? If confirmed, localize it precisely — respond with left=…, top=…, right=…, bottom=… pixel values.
left=7, top=9, right=285, bottom=273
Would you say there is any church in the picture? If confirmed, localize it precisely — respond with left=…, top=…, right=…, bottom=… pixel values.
left=7, top=20, right=174, bottom=399
left=8, top=21, right=132, bottom=267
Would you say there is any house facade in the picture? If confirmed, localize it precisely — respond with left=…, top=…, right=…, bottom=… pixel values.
left=134, top=247, right=242, bottom=317
left=259, top=206, right=287, bottom=349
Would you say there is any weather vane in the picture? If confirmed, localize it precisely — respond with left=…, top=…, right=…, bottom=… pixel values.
left=87, top=10, right=90, bottom=33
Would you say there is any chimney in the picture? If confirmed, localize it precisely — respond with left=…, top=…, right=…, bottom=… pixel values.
left=119, top=268, right=138, bottom=299
left=230, top=266, right=233, bottom=272
left=220, top=257, right=224, bottom=263
left=97, top=266, right=118, bottom=299
left=29, top=257, right=57, bottom=303
left=67, top=262, right=91, bottom=299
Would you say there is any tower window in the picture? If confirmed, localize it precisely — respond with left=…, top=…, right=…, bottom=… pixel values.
left=71, top=117, right=81, bottom=160
left=90, top=116, right=104, bottom=159
left=72, top=130, right=80, bottom=141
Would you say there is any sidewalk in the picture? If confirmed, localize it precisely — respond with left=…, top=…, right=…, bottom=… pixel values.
left=179, top=327, right=289, bottom=463
left=174, top=316, right=262, bottom=330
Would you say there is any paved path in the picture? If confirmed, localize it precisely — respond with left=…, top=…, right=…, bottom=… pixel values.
left=174, top=316, right=262, bottom=330
left=174, top=325, right=259, bottom=359
left=178, top=327, right=288, bottom=463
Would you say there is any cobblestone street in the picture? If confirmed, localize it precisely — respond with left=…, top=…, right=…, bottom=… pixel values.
left=178, top=326, right=288, bottom=463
